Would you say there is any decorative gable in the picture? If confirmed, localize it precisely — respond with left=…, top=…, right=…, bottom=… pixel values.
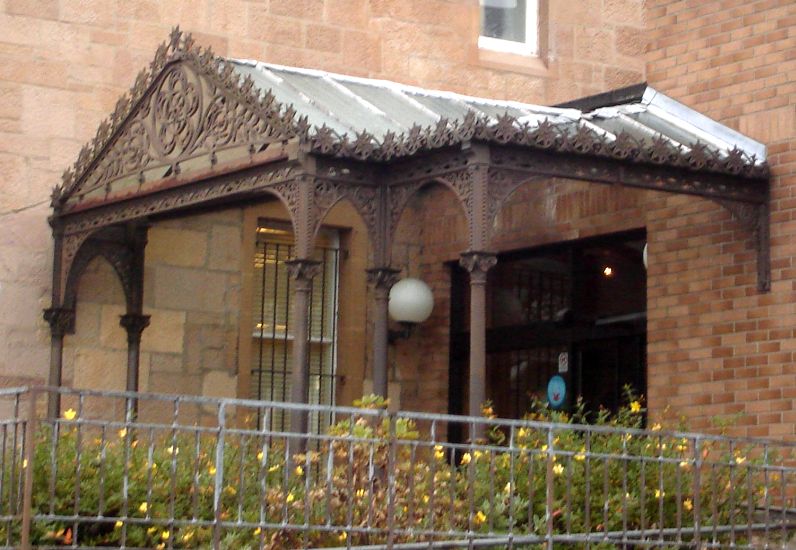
left=54, top=29, right=300, bottom=214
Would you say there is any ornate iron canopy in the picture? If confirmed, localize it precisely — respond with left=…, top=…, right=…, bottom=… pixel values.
left=49, top=27, right=771, bottom=309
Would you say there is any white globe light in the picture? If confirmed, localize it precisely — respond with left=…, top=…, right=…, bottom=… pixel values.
left=388, top=278, right=434, bottom=324
left=643, top=243, right=648, bottom=269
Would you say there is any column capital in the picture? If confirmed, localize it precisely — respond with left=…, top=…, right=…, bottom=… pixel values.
left=366, top=267, right=401, bottom=290
left=119, top=313, right=151, bottom=343
left=43, top=307, right=75, bottom=337
left=459, top=251, right=497, bottom=282
left=285, top=258, right=322, bottom=286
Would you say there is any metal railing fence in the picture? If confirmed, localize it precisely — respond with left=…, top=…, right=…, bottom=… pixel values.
left=0, top=386, right=793, bottom=548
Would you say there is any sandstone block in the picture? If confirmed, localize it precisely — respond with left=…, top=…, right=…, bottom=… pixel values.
left=72, top=348, right=127, bottom=391
left=207, top=225, right=242, bottom=271
left=151, top=267, right=229, bottom=312
left=147, top=227, right=208, bottom=268
left=202, top=370, right=238, bottom=399
left=141, top=309, right=186, bottom=354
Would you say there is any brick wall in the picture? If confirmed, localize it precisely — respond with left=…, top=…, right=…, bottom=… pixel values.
left=645, top=0, right=796, bottom=437
left=0, top=0, right=647, bottom=391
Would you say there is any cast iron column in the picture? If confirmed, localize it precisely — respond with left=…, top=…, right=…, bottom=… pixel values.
left=367, top=267, right=400, bottom=398
left=43, top=307, right=75, bottom=418
left=459, top=251, right=497, bottom=421
left=120, top=313, right=151, bottom=393
left=286, top=259, right=321, bottom=438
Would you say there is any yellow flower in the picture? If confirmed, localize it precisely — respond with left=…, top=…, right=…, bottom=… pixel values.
left=147, top=527, right=157, bottom=535
left=225, top=485, right=237, bottom=496
left=655, top=489, right=665, bottom=499
left=679, top=460, right=690, bottom=469
left=257, top=450, right=264, bottom=461
left=684, top=498, right=693, bottom=511
left=22, top=459, right=27, bottom=469
left=183, top=530, right=194, bottom=542
left=630, top=401, right=642, bottom=413
left=481, top=405, right=494, bottom=417
left=434, top=445, right=445, bottom=460
left=651, top=423, right=662, bottom=431
left=473, top=450, right=483, bottom=460
left=422, top=495, right=429, bottom=504
left=461, top=452, right=471, bottom=465
left=268, top=464, right=280, bottom=473
left=156, top=544, right=164, bottom=550
left=338, top=532, right=347, bottom=541
left=574, top=447, right=586, bottom=461
left=355, top=488, right=366, bottom=498
left=294, top=466, right=304, bottom=476
left=474, top=511, right=487, bottom=524
left=503, top=482, right=512, bottom=493
left=286, top=492, right=295, bottom=503
left=166, top=446, right=179, bottom=456
left=517, top=428, right=528, bottom=439
left=63, top=408, right=77, bottom=421
left=114, top=520, right=123, bottom=529
left=138, top=502, right=148, bottom=514
left=252, top=528, right=261, bottom=537
left=160, top=531, right=169, bottom=541
left=118, top=428, right=127, bottom=438
left=735, top=455, right=746, bottom=465
left=208, top=465, right=217, bottom=476
left=553, top=463, right=564, bottom=476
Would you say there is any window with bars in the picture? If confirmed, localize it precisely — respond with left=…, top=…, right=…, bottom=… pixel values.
left=251, top=223, right=340, bottom=434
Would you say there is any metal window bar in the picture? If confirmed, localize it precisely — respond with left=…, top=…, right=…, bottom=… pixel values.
left=251, top=231, right=341, bottom=436
left=5, top=385, right=796, bottom=549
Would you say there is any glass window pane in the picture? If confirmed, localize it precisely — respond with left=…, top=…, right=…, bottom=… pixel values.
left=480, top=0, right=527, bottom=43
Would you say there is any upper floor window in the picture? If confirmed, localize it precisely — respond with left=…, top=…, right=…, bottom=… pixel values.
left=478, top=0, right=538, bottom=56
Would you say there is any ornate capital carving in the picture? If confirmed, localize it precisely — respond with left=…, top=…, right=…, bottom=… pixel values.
left=459, top=251, right=497, bottom=284
left=44, top=308, right=76, bottom=337
left=285, top=259, right=322, bottom=290
left=366, top=267, right=400, bottom=292
left=119, top=313, right=151, bottom=344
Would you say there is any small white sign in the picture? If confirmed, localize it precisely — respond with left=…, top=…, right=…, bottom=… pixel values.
left=558, top=352, right=569, bottom=373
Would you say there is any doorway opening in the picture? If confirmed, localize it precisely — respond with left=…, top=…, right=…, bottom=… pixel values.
left=449, top=229, right=647, bottom=432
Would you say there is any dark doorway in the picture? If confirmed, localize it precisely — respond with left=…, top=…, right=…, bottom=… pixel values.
left=449, top=229, right=647, bottom=434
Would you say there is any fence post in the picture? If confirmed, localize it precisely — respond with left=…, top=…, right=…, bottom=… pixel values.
left=386, top=412, right=397, bottom=550
left=20, top=389, right=39, bottom=550
left=212, top=402, right=226, bottom=549
left=545, top=428, right=554, bottom=550
left=692, top=437, right=701, bottom=549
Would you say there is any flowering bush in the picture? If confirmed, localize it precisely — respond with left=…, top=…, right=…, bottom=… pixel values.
left=4, top=393, right=773, bottom=548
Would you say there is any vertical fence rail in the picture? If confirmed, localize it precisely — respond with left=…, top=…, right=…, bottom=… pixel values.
left=19, top=389, right=37, bottom=550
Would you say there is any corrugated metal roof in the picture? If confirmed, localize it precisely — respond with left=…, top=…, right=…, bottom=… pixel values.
left=230, top=59, right=766, bottom=167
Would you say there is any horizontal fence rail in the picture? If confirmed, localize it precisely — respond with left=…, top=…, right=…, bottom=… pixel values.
left=0, top=386, right=794, bottom=548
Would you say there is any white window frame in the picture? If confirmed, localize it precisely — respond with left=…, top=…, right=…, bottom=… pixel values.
left=478, top=0, right=539, bottom=57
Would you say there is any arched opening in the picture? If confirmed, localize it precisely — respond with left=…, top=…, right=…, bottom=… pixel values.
left=453, top=176, right=651, bottom=422
left=390, top=181, right=469, bottom=414
left=63, top=256, right=128, bottom=394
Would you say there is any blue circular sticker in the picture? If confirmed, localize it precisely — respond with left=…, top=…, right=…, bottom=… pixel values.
left=547, top=375, right=566, bottom=409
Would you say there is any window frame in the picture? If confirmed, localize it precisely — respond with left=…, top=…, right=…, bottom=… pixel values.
left=478, top=0, right=539, bottom=57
